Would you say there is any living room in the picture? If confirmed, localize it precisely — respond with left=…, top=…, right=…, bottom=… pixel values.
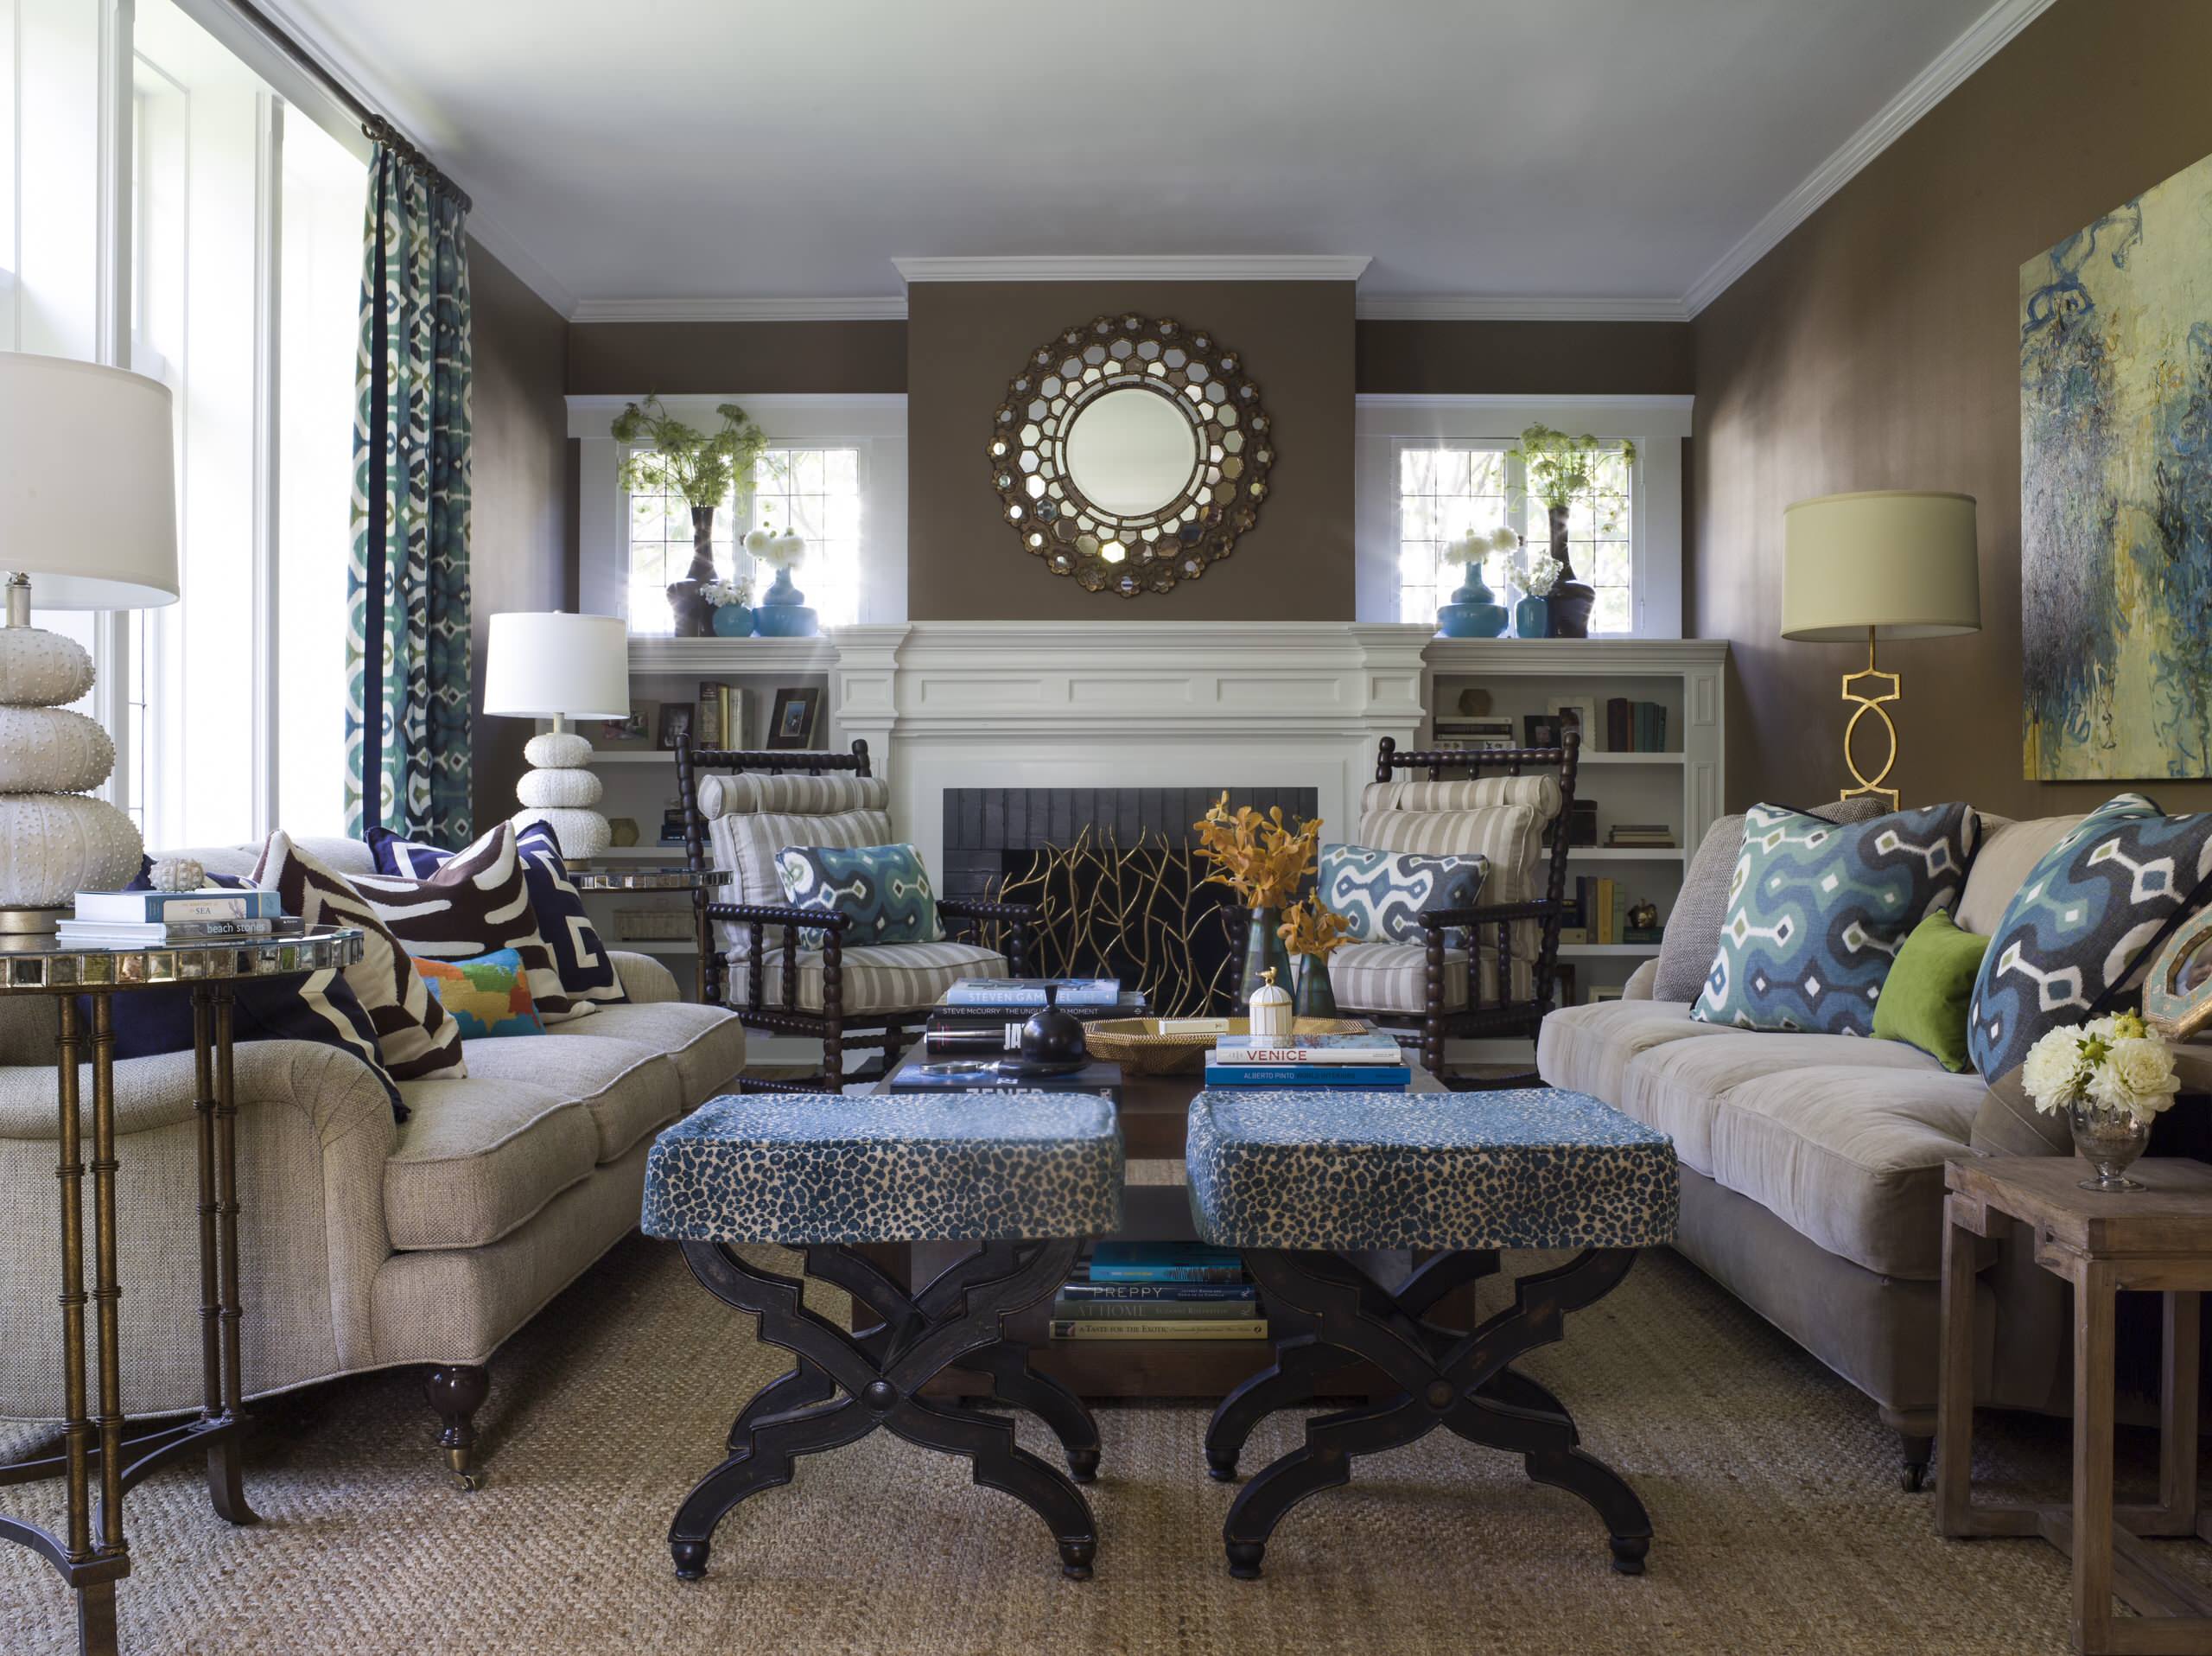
left=4, top=0, right=2212, bottom=1651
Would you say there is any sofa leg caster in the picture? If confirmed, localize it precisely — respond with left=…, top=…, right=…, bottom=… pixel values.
left=425, top=1364, right=490, bottom=1491
left=1898, top=1435, right=1932, bottom=1493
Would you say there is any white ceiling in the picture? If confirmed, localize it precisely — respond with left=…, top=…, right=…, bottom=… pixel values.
left=272, top=0, right=2040, bottom=320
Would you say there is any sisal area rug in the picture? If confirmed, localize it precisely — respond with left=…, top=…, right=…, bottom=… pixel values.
left=0, top=1236, right=2197, bottom=1655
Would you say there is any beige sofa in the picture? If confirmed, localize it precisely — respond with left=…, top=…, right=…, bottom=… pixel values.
left=0, top=836, right=746, bottom=1487
left=1538, top=811, right=2110, bottom=1489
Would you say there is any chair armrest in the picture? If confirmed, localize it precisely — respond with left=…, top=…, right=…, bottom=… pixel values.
left=609, top=950, right=681, bottom=1004
left=938, top=897, right=1041, bottom=925
left=1415, top=900, right=1556, bottom=930
left=705, top=901, right=849, bottom=934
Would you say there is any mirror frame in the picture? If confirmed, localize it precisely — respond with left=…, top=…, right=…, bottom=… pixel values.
left=988, top=314, right=1275, bottom=597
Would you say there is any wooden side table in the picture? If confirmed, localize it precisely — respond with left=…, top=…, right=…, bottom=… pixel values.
left=1939, top=1155, right=2212, bottom=1654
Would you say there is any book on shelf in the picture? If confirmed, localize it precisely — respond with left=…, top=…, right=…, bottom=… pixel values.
left=73, top=888, right=283, bottom=924
left=1087, top=1242, right=1246, bottom=1284
left=694, top=679, right=742, bottom=749
left=939, top=978, right=1123, bottom=1010
left=1049, top=1318, right=1268, bottom=1341
left=1604, top=697, right=1673, bottom=754
left=1051, top=1295, right=1260, bottom=1322
left=1211, top=1033, right=1402, bottom=1064
left=1571, top=876, right=1624, bottom=946
left=1057, top=1278, right=1259, bottom=1305
left=1624, top=927, right=1665, bottom=946
left=56, top=916, right=304, bottom=944
left=1202, top=1060, right=1413, bottom=1088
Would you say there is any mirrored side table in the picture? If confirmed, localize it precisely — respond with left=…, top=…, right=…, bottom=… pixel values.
left=564, top=864, right=732, bottom=1004
left=0, top=927, right=365, bottom=1656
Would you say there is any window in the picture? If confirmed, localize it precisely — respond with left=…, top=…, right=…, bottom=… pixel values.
left=1395, top=442, right=1636, bottom=634
left=624, top=445, right=865, bottom=633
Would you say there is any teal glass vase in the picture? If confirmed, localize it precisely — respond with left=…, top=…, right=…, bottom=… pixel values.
left=1239, top=907, right=1294, bottom=1006
left=1436, top=564, right=1508, bottom=638
left=1514, top=594, right=1549, bottom=640
left=1294, top=954, right=1339, bottom=1019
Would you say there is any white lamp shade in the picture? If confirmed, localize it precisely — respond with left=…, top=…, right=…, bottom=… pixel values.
left=0, top=353, right=179, bottom=608
left=483, top=612, right=630, bottom=719
left=1781, top=490, right=1981, bottom=641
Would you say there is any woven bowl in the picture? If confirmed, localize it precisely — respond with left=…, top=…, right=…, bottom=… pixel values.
left=1081, top=1016, right=1373, bottom=1078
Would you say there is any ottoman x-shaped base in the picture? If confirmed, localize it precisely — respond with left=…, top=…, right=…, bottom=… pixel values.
left=671, top=1237, right=1100, bottom=1581
left=1205, top=1246, right=1652, bottom=1579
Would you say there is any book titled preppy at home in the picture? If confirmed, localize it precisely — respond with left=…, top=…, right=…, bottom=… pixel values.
left=74, top=888, right=283, bottom=924
left=1052, top=1294, right=1260, bottom=1322
left=940, top=978, right=1122, bottom=1010
left=1057, top=1279, right=1259, bottom=1305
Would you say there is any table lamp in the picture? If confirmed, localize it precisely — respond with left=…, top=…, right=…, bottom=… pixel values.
left=483, top=612, right=630, bottom=861
left=1782, top=489, right=1980, bottom=812
left=0, top=353, right=180, bottom=932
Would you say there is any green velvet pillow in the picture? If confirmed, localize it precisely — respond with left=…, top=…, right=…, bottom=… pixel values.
left=1872, top=909, right=1991, bottom=1072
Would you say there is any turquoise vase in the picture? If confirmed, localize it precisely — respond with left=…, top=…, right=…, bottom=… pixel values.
left=1239, top=907, right=1294, bottom=1006
left=1514, top=594, right=1549, bottom=640
left=710, top=603, right=753, bottom=637
left=1294, top=954, right=1339, bottom=1019
left=752, top=568, right=819, bottom=638
left=1435, top=564, right=1509, bottom=638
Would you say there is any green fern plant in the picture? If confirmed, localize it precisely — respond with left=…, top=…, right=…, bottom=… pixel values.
left=610, top=397, right=767, bottom=510
left=1508, top=424, right=1637, bottom=525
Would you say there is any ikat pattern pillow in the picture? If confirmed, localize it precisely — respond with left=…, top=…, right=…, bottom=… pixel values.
left=1692, top=802, right=1979, bottom=1036
left=773, top=843, right=944, bottom=947
left=1967, top=793, right=2212, bottom=1081
left=1318, top=844, right=1491, bottom=945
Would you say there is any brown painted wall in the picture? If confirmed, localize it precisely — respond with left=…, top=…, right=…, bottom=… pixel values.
left=567, top=321, right=906, bottom=395
left=906, top=281, right=1356, bottom=621
left=467, top=241, right=572, bottom=832
left=1356, top=319, right=1694, bottom=396
left=1692, top=0, right=2212, bottom=819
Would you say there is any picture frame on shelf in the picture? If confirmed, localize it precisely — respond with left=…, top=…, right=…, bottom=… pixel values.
left=657, top=702, right=695, bottom=751
left=596, top=706, right=653, bottom=749
left=766, top=685, right=822, bottom=749
left=1522, top=713, right=1564, bottom=749
left=1589, top=984, right=1626, bottom=1006
left=1556, top=697, right=1599, bottom=753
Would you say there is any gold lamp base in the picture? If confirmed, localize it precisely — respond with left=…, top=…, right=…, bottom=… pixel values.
left=1840, top=627, right=1900, bottom=812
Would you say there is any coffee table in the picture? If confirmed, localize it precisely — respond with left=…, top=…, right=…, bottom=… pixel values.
left=876, top=1063, right=1449, bottom=1402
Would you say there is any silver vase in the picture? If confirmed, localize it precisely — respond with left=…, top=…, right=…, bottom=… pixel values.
left=2067, top=1099, right=2150, bottom=1192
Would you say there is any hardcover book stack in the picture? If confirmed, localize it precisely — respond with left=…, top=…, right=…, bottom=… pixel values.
left=890, top=978, right=1141, bottom=1094
left=1604, top=697, right=1672, bottom=753
left=60, top=886, right=302, bottom=946
left=1202, top=1031, right=1410, bottom=1090
left=1049, top=1242, right=1265, bottom=1342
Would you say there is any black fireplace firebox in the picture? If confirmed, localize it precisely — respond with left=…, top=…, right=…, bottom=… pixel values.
left=940, top=787, right=1320, bottom=1018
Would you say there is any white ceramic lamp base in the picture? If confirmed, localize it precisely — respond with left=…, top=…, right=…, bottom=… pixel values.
left=512, top=729, right=609, bottom=861
left=0, top=623, right=143, bottom=931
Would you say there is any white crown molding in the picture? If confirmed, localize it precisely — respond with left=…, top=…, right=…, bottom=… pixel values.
left=1357, top=295, right=1689, bottom=323
left=568, top=296, right=907, bottom=323
left=466, top=212, right=579, bottom=319
left=893, top=255, right=1372, bottom=284
left=1682, top=0, right=2058, bottom=316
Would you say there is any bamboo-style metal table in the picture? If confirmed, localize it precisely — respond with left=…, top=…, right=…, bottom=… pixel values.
left=1940, top=1156, right=2212, bottom=1655
left=0, top=927, right=365, bottom=1656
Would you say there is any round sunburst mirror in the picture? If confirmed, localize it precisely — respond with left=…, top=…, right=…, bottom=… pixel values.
left=988, top=314, right=1275, bottom=597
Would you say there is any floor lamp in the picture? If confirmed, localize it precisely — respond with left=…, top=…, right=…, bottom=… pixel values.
left=1782, top=490, right=1981, bottom=812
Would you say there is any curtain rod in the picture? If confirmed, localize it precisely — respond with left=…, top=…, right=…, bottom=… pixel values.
left=219, top=0, right=474, bottom=212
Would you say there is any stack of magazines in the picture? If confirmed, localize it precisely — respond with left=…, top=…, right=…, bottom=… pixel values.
left=1202, top=1031, right=1410, bottom=1089
left=60, top=887, right=302, bottom=946
left=1049, top=1243, right=1264, bottom=1342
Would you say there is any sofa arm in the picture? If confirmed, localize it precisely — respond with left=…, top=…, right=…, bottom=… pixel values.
left=0, top=1038, right=399, bottom=1417
left=1622, top=959, right=1659, bottom=1000
left=1968, top=1067, right=2070, bottom=1157
left=610, top=950, right=682, bottom=1004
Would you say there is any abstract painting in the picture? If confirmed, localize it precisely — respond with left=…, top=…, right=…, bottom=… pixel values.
left=2020, top=149, right=2212, bottom=780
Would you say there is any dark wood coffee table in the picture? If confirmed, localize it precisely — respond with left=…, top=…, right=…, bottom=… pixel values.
left=878, top=1065, right=1449, bottom=1402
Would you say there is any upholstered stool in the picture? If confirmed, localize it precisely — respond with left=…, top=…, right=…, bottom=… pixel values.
left=1186, top=1085, right=1679, bottom=1579
left=643, top=1092, right=1123, bottom=1581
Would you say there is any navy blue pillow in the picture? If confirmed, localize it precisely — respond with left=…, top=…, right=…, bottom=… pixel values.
left=89, top=862, right=404, bottom=1119
left=368, top=820, right=629, bottom=1010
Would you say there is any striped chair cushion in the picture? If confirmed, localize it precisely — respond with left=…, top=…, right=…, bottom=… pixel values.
left=724, top=939, right=1009, bottom=1016
left=1361, top=774, right=1564, bottom=818
left=1327, top=941, right=1470, bottom=1016
left=696, top=772, right=889, bottom=818
left=1357, top=802, right=1546, bottom=1003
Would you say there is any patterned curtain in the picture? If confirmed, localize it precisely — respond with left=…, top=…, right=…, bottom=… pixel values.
left=346, top=141, right=474, bottom=844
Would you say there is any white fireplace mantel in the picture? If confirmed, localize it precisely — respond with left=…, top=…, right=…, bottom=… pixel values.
left=828, top=621, right=1433, bottom=877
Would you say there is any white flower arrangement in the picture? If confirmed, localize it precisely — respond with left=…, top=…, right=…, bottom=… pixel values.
left=1444, top=524, right=1518, bottom=566
left=745, top=527, right=807, bottom=570
left=699, top=576, right=752, bottom=608
left=2022, top=1011, right=2182, bottom=1125
left=1517, top=551, right=1565, bottom=599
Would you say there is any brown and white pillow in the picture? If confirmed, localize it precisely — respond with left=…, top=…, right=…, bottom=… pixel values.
left=346, top=823, right=591, bottom=1024
left=252, top=831, right=466, bottom=1081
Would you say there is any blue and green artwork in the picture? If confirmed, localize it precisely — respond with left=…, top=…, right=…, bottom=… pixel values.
left=2020, top=149, right=2212, bottom=780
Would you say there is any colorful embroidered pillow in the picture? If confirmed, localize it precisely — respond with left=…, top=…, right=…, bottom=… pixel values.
left=352, top=823, right=587, bottom=1023
left=1693, top=802, right=1979, bottom=1036
left=1318, top=844, right=1491, bottom=945
left=414, top=949, right=546, bottom=1040
left=89, top=866, right=404, bottom=1119
left=369, top=819, right=628, bottom=1011
left=1967, top=793, right=2212, bottom=1081
left=251, top=831, right=467, bottom=1083
left=773, top=843, right=943, bottom=946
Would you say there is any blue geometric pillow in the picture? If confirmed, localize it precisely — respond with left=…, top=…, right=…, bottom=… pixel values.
left=773, top=843, right=943, bottom=947
left=1318, top=844, right=1491, bottom=945
left=369, top=819, right=627, bottom=1010
left=1693, top=802, right=1979, bottom=1035
left=1967, top=793, right=2212, bottom=1080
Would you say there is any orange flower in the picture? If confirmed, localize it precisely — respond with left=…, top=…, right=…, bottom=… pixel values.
left=1191, top=791, right=1320, bottom=910
left=1278, top=895, right=1353, bottom=959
